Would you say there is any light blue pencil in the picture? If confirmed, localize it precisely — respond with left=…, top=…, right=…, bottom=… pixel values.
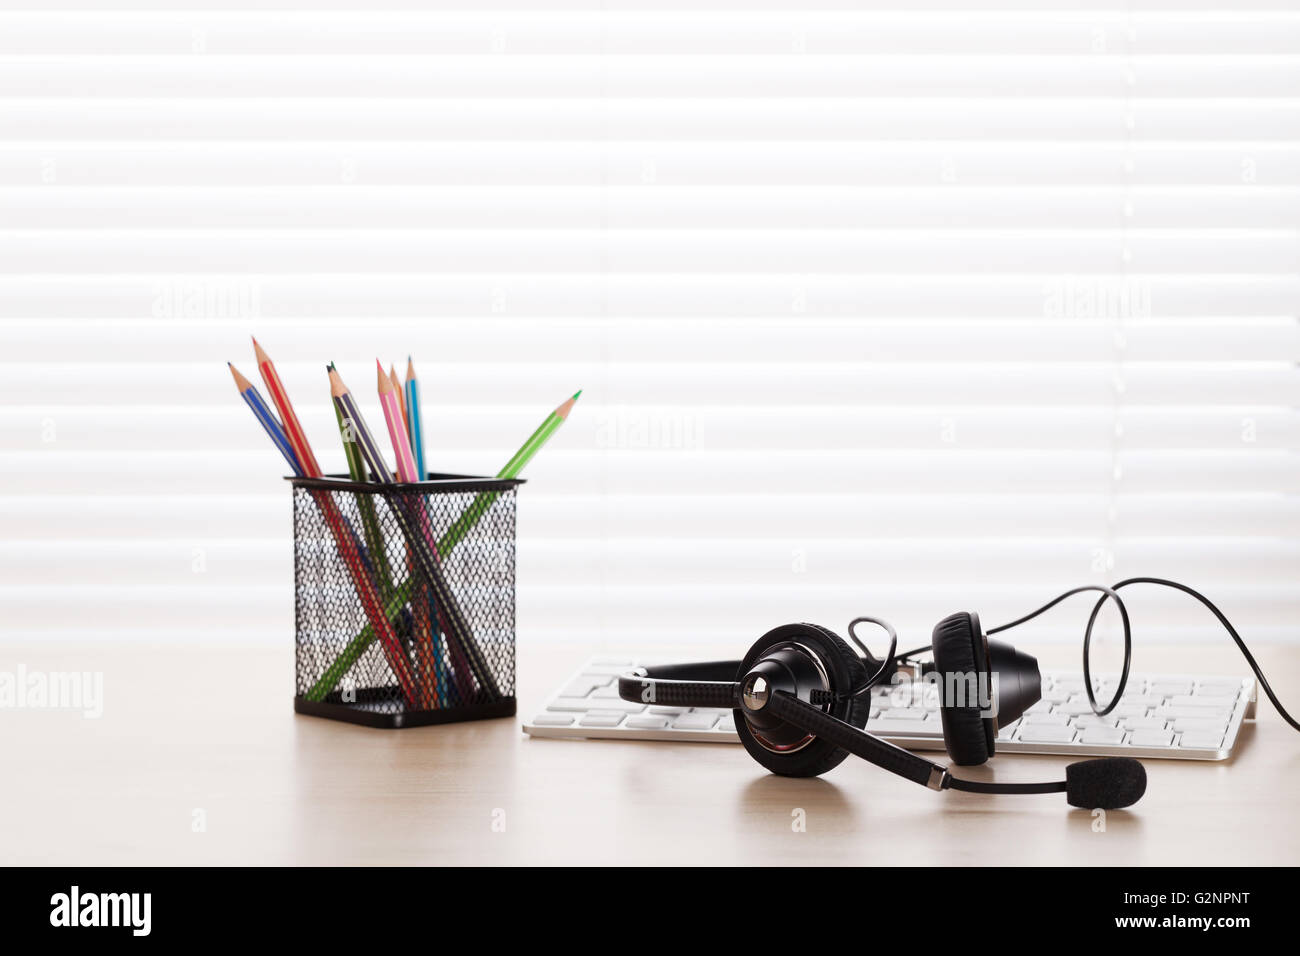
left=404, top=356, right=427, bottom=481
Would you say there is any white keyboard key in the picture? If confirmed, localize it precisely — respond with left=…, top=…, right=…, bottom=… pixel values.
left=1079, top=727, right=1127, bottom=745
left=1197, top=679, right=1244, bottom=695
left=1156, top=703, right=1232, bottom=721
left=1129, top=729, right=1175, bottom=747
left=1054, top=700, right=1102, bottom=716
left=625, top=715, right=671, bottom=730
left=1172, top=717, right=1228, bottom=734
left=530, top=713, right=575, bottom=726
left=1074, top=715, right=1118, bottom=730
left=1025, top=700, right=1054, bottom=714
left=1109, top=704, right=1151, bottom=719
left=672, top=712, right=719, bottom=731
left=648, top=706, right=685, bottom=715
left=579, top=712, right=625, bottom=728
left=1022, top=713, right=1072, bottom=726
left=550, top=697, right=645, bottom=714
left=717, top=716, right=735, bottom=732
left=562, top=676, right=612, bottom=698
left=1168, top=695, right=1237, bottom=711
left=996, top=720, right=1020, bottom=741
left=1122, top=693, right=1167, bottom=708
left=1018, top=725, right=1078, bottom=744
left=881, top=708, right=929, bottom=721
left=889, top=686, right=938, bottom=709
left=866, top=718, right=943, bottom=736
left=1178, top=731, right=1226, bottom=750
left=590, top=685, right=622, bottom=699
left=1043, top=687, right=1072, bottom=704
left=1149, top=680, right=1193, bottom=696
left=1122, top=716, right=1168, bottom=731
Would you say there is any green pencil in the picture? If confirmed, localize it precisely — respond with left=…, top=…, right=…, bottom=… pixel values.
left=305, top=389, right=581, bottom=702
left=440, top=390, right=581, bottom=554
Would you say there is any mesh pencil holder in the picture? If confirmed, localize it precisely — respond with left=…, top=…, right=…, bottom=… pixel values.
left=290, top=472, right=522, bottom=728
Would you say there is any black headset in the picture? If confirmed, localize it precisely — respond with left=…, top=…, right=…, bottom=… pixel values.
left=618, top=578, right=1300, bottom=811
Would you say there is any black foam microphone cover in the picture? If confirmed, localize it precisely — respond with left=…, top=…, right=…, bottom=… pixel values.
left=1065, top=757, right=1147, bottom=809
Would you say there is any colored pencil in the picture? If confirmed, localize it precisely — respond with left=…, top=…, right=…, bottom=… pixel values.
left=229, top=363, right=302, bottom=477
left=389, top=364, right=410, bottom=438
left=500, top=390, right=580, bottom=478
left=252, top=337, right=321, bottom=476
left=378, top=360, right=419, bottom=482
left=401, top=357, right=442, bottom=699
left=404, top=356, right=427, bottom=482
left=441, top=390, right=581, bottom=554
left=312, top=388, right=581, bottom=702
left=331, top=367, right=493, bottom=700
left=250, top=342, right=422, bottom=707
left=329, top=369, right=392, bottom=584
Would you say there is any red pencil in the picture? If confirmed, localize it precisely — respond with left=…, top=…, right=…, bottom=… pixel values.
left=252, top=337, right=322, bottom=477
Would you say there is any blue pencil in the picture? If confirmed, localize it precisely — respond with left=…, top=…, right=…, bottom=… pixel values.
left=404, top=356, right=427, bottom=481
left=229, top=362, right=303, bottom=476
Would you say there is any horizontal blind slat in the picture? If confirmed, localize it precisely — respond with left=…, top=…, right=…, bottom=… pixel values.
left=2, top=230, right=1299, bottom=274
left=1, top=319, right=1297, bottom=364
left=3, top=100, right=1298, bottom=141
left=4, top=407, right=1298, bottom=451
left=3, top=449, right=1297, bottom=495
left=4, top=56, right=1300, bottom=99
left=5, top=186, right=1299, bottom=230
left=4, top=494, right=1295, bottom=539
left=5, top=143, right=1299, bottom=185
left=4, top=13, right=1300, bottom=56
left=3, top=275, right=1294, bottom=318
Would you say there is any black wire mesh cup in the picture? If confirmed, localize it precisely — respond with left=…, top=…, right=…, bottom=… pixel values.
left=291, top=473, right=521, bottom=728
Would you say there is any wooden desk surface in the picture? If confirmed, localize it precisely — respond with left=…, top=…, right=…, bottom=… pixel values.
left=2, top=641, right=1297, bottom=866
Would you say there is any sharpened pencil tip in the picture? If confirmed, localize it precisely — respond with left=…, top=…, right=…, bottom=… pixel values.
left=573, top=389, right=582, bottom=400
left=228, top=362, right=252, bottom=392
left=327, top=365, right=348, bottom=397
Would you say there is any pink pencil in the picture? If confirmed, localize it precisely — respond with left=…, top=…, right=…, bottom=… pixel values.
left=377, top=359, right=419, bottom=482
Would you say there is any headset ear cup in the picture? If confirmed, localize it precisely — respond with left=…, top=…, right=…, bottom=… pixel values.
left=735, top=623, right=869, bottom=778
left=931, top=612, right=997, bottom=766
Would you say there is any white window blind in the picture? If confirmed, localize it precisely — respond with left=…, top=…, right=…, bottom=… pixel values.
left=1, top=5, right=1296, bottom=650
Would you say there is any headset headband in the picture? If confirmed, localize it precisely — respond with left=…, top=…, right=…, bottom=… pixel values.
left=617, top=661, right=741, bottom=709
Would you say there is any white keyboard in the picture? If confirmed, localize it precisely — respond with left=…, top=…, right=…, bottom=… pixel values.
left=523, top=657, right=1258, bottom=761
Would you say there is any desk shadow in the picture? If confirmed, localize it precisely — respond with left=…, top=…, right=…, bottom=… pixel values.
left=736, top=774, right=858, bottom=833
